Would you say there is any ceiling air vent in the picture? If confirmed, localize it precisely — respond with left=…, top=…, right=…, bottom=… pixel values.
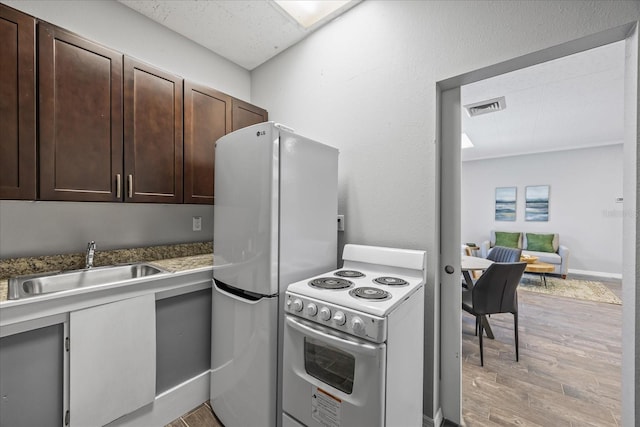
left=463, top=96, right=506, bottom=117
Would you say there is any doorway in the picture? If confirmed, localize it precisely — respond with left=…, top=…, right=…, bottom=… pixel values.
left=438, top=23, right=638, bottom=426
left=457, top=41, right=625, bottom=425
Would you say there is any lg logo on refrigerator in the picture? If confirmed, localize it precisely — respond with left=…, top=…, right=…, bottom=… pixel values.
left=256, top=131, right=266, bottom=136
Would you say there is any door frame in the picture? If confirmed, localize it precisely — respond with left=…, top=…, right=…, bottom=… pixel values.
left=437, top=22, right=638, bottom=425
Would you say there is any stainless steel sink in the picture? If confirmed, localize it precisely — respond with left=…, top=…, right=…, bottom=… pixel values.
left=8, top=263, right=167, bottom=300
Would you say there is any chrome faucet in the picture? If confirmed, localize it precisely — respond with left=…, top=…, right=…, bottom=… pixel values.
left=85, top=241, right=96, bottom=269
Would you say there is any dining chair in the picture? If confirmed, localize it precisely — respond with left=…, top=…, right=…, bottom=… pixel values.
left=462, top=261, right=527, bottom=366
left=486, top=246, right=522, bottom=263
left=464, top=246, right=482, bottom=280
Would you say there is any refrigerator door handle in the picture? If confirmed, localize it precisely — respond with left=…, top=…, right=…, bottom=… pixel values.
left=214, top=280, right=269, bottom=303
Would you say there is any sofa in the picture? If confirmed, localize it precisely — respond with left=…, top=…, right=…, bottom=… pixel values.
left=480, top=230, right=569, bottom=279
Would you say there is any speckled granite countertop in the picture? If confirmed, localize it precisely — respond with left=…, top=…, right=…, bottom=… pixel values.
left=149, top=253, right=213, bottom=273
left=0, top=242, right=213, bottom=303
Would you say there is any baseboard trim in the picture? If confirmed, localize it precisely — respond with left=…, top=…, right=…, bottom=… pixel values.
left=107, top=370, right=210, bottom=427
left=568, top=268, right=622, bottom=280
left=423, top=407, right=444, bottom=427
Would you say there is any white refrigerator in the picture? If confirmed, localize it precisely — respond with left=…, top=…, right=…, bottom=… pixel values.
left=210, top=122, right=339, bottom=427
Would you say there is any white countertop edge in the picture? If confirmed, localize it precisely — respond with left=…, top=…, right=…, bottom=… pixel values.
left=0, top=267, right=213, bottom=333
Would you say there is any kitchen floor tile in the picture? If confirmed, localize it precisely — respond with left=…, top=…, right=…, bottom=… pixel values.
left=165, top=419, right=187, bottom=427
left=183, top=403, right=220, bottom=427
left=165, top=402, right=224, bottom=427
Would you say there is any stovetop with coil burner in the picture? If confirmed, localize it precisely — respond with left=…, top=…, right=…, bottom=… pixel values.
left=309, top=277, right=353, bottom=290
left=286, top=266, right=423, bottom=318
left=284, top=244, right=427, bottom=342
left=334, top=270, right=365, bottom=278
left=349, top=286, right=391, bottom=301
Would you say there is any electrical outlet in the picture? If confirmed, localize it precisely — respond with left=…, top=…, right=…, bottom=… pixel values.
left=337, top=215, right=345, bottom=232
left=192, top=216, right=202, bottom=231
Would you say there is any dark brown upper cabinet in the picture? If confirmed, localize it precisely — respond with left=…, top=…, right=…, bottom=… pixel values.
left=0, top=4, right=36, bottom=200
left=231, top=97, right=268, bottom=132
left=38, top=22, right=123, bottom=202
left=124, top=57, right=183, bottom=203
left=2, top=9, right=267, bottom=204
left=184, top=81, right=231, bottom=204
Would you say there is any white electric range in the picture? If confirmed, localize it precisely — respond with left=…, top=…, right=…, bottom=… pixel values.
left=282, top=244, right=426, bottom=427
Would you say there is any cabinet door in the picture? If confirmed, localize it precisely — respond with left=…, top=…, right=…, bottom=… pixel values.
left=231, top=97, right=268, bottom=131
left=0, top=4, right=35, bottom=200
left=70, top=294, right=156, bottom=427
left=0, top=324, right=64, bottom=427
left=184, top=81, right=231, bottom=204
left=38, top=23, right=123, bottom=202
left=124, top=57, right=183, bottom=203
left=156, top=289, right=212, bottom=393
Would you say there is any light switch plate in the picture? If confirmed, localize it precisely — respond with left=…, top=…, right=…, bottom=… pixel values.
left=337, top=215, right=345, bottom=232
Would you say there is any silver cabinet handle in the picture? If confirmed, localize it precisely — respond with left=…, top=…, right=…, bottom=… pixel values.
left=116, top=174, right=121, bottom=198
left=128, top=174, right=133, bottom=198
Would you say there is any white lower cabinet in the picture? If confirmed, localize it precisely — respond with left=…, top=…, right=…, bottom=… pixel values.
left=69, top=294, right=156, bottom=427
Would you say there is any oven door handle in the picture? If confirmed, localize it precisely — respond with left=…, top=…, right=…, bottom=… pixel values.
left=285, top=315, right=383, bottom=357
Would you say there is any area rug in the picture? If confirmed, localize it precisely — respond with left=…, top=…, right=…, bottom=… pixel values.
left=518, top=274, right=622, bottom=305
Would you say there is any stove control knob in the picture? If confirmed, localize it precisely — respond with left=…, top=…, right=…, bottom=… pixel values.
left=351, top=317, right=365, bottom=335
left=306, top=303, right=318, bottom=316
left=319, top=307, right=331, bottom=321
left=291, top=298, right=303, bottom=312
left=333, top=311, right=346, bottom=325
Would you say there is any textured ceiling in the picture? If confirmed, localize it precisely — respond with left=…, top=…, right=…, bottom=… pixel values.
left=118, top=0, right=361, bottom=70
left=461, top=41, right=625, bottom=161
left=118, top=1, right=624, bottom=161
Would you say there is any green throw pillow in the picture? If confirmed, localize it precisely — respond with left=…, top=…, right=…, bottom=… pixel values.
left=526, top=233, right=555, bottom=253
left=494, top=231, right=520, bottom=248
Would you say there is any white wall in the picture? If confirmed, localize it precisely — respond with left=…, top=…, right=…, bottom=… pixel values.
left=0, top=201, right=213, bottom=258
left=0, top=0, right=251, bottom=257
left=250, top=0, right=640, bottom=421
left=462, top=144, right=624, bottom=276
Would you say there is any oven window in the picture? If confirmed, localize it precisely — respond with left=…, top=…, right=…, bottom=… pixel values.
left=304, top=338, right=355, bottom=394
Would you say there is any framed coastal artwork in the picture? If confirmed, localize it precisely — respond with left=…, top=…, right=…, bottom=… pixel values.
left=525, top=185, right=549, bottom=221
left=495, top=187, right=516, bottom=221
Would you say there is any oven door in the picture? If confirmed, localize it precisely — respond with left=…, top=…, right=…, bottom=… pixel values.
left=283, top=315, right=386, bottom=427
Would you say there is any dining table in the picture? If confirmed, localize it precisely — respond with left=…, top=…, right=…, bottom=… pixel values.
left=461, top=255, right=495, bottom=339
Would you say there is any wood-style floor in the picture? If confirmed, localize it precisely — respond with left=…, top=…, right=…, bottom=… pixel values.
left=462, top=277, right=622, bottom=426
left=166, top=402, right=223, bottom=427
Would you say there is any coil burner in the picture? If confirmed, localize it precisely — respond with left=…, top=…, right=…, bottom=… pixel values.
left=373, top=277, right=409, bottom=286
left=334, top=270, right=365, bottom=278
left=350, top=287, right=391, bottom=301
left=309, top=277, right=354, bottom=290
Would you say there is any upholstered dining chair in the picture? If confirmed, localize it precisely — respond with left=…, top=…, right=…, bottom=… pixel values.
left=486, top=246, right=522, bottom=263
left=462, top=261, right=527, bottom=366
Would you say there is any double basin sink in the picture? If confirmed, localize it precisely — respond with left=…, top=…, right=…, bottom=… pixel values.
left=8, top=263, right=167, bottom=300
